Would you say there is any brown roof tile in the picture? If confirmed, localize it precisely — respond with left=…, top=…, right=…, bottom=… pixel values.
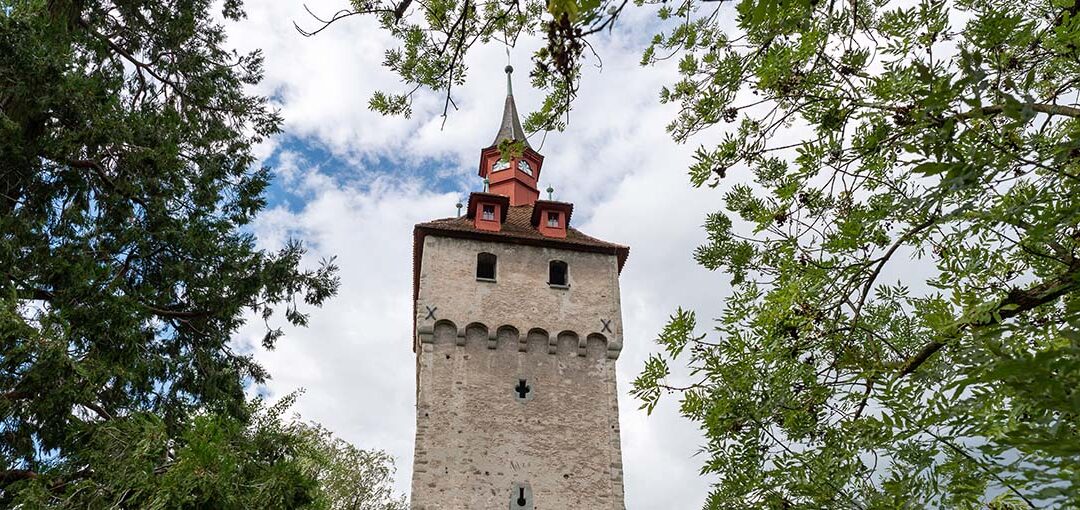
left=416, top=205, right=629, bottom=266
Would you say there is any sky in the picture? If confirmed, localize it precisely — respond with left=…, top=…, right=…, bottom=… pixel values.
left=226, top=1, right=735, bottom=507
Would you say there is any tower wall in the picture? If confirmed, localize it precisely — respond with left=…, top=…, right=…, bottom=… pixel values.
left=412, top=235, right=626, bottom=509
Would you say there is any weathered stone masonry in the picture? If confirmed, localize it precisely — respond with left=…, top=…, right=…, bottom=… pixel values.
left=411, top=238, right=626, bottom=510
left=409, top=65, right=629, bottom=510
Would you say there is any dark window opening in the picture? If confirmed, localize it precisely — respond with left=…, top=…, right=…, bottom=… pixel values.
left=515, top=379, right=531, bottom=400
left=511, top=483, right=532, bottom=509
left=481, top=204, right=496, bottom=221
left=549, top=260, right=568, bottom=286
left=547, top=211, right=559, bottom=228
left=477, top=252, right=496, bottom=280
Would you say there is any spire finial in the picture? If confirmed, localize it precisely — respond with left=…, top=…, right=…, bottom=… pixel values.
left=505, top=64, right=514, bottom=96
left=546, top=186, right=554, bottom=200
left=483, top=177, right=490, bottom=192
left=456, top=202, right=463, bottom=217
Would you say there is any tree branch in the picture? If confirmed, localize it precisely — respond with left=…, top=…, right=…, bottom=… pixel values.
left=69, top=158, right=149, bottom=209
left=897, top=260, right=1080, bottom=378
left=0, top=469, right=37, bottom=486
left=293, top=1, right=409, bottom=37
left=82, top=401, right=112, bottom=421
left=2, top=390, right=31, bottom=401
left=955, top=102, right=1080, bottom=121
left=853, top=214, right=940, bottom=319
left=138, top=302, right=212, bottom=319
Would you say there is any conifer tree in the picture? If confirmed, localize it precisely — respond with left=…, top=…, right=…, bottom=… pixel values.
left=0, top=1, right=379, bottom=506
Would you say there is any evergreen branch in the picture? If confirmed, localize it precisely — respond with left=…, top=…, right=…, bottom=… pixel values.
left=2, top=390, right=31, bottom=401
left=83, top=401, right=113, bottom=420
left=0, top=469, right=37, bottom=486
left=81, top=22, right=248, bottom=115
left=137, top=301, right=213, bottom=319
left=68, top=158, right=149, bottom=209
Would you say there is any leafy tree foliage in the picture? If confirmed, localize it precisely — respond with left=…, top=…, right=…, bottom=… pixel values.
left=6, top=394, right=406, bottom=509
left=0, top=0, right=347, bottom=505
left=321, top=0, right=1080, bottom=506
left=629, top=0, right=1080, bottom=507
left=297, top=419, right=408, bottom=510
left=296, top=0, right=630, bottom=130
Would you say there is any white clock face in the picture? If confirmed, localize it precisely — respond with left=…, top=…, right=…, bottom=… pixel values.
left=518, top=159, right=533, bottom=176
left=492, top=159, right=511, bottom=172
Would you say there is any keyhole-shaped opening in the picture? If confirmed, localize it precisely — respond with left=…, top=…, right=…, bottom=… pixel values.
left=515, top=379, right=530, bottom=400
left=510, top=482, right=532, bottom=509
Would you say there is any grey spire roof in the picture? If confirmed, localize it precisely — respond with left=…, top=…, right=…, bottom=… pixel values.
left=490, top=65, right=531, bottom=149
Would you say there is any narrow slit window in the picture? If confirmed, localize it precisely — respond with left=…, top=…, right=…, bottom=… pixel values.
left=477, top=252, right=497, bottom=280
left=546, top=211, right=559, bottom=228
left=482, top=204, right=496, bottom=221
left=549, top=260, right=568, bottom=286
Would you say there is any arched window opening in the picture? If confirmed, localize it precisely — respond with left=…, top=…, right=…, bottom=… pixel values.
left=477, top=252, right=497, bottom=281
left=549, top=260, right=568, bottom=287
left=518, top=159, right=533, bottom=176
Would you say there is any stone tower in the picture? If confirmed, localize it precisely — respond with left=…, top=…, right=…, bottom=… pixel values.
left=410, top=66, right=630, bottom=510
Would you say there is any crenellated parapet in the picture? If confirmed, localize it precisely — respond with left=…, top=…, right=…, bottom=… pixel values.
left=417, top=319, right=622, bottom=360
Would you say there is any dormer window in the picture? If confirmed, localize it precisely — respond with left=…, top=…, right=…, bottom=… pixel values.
left=531, top=200, right=571, bottom=239
left=468, top=192, right=508, bottom=232
left=492, top=159, right=511, bottom=172
left=546, top=212, right=559, bottom=228
left=518, top=159, right=533, bottom=176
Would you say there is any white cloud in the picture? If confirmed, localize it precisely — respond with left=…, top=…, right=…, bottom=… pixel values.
left=229, top=2, right=731, bottom=507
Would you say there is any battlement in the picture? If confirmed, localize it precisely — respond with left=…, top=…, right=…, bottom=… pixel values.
left=417, top=319, right=622, bottom=360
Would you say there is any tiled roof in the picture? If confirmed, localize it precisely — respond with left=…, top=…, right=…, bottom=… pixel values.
left=416, top=205, right=629, bottom=267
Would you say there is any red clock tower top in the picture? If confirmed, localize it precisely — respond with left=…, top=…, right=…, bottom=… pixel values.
left=477, top=65, right=544, bottom=207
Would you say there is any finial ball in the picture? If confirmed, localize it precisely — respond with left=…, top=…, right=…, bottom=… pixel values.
left=505, top=65, right=514, bottom=74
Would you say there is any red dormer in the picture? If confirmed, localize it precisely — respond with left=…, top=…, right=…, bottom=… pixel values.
left=467, top=192, right=509, bottom=232
left=531, top=200, right=573, bottom=239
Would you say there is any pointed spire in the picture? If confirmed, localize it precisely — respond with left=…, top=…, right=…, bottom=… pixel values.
left=491, top=65, right=531, bottom=149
